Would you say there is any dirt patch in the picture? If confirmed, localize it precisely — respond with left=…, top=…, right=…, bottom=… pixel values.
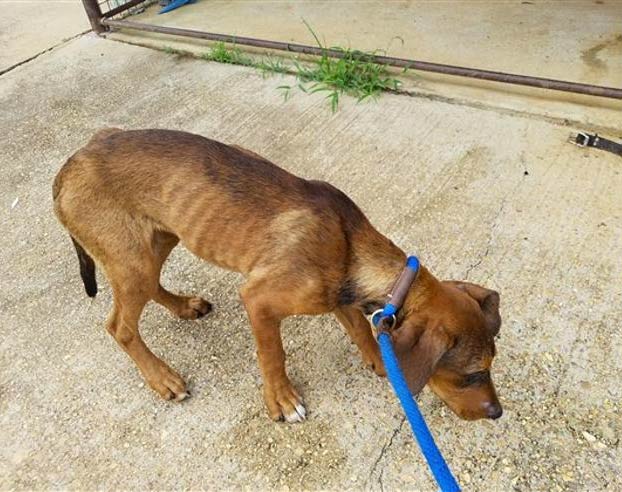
left=222, top=412, right=347, bottom=489
left=581, top=34, right=622, bottom=73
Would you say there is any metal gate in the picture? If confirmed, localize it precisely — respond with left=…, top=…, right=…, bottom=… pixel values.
left=81, top=0, right=150, bottom=32
left=80, top=0, right=621, bottom=100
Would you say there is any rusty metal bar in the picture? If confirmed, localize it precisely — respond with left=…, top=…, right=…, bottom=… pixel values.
left=101, top=19, right=622, bottom=100
left=81, top=0, right=106, bottom=33
left=102, top=0, right=147, bottom=19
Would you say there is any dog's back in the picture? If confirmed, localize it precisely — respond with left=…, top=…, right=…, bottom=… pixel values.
left=52, top=128, right=389, bottom=408
left=53, top=129, right=367, bottom=277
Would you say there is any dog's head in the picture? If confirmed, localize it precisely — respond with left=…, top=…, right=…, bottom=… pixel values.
left=393, top=278, right=502, bottom=420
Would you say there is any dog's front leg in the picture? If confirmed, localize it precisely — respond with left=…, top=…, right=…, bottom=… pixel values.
left=334, top=306, right=386, bottom=376
left=241, top=286, right=306, bottom=423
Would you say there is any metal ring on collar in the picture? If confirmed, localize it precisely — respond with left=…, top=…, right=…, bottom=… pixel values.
left=371, top=308, right=397, bottom=331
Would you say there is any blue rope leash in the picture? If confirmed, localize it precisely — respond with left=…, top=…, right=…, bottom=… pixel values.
left=378, top=333, right=460, bottom=492
left=374, top=256, right=460, bottom=492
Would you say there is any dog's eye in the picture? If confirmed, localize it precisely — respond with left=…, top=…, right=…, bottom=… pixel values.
left=461, top=370, right=490, bottom=387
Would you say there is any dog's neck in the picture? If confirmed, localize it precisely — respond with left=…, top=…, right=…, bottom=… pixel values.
left=345, top=227, right=434, bottom=314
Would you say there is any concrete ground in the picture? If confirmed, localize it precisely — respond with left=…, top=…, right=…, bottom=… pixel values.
left=109, top=0, right=622, bottom=130
left=1, top=2, right=621, bottom=492
left=0, top=0, right=89, bottom=73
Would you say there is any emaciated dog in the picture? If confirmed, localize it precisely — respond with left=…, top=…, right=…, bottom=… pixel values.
left=53, top=129, right=503, bottom=423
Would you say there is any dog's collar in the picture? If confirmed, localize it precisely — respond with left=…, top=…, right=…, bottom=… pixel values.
left=371, top=256, right=420, bottom=332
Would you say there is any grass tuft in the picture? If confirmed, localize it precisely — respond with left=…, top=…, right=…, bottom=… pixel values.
left=276, top=21, right=402, bottom=111
left=201, top=42, right=253, bottom=66
left=163, top=45, right=184, bottom=56
left=255, top=55, right=289, bottom=76
left=162, top=23, right=405, bottom=112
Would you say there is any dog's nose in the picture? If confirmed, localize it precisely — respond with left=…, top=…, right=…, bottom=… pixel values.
left=484, top=401, right=503, bottom=420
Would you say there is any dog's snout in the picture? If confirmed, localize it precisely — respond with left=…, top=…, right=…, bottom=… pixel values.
left=484, top=401, right=503, bottom=420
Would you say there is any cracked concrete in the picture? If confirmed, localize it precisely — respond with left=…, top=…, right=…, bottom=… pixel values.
left=2, top=3, right=622, bottom=491
left=464, top=191, right=509, bottom=280
left=370, top=416, right=406, bottom=492
left=0, top=0, right=88, bottom=73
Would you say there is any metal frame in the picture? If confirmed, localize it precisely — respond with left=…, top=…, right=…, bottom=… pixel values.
left=81, top=0, right=148, bottom=31
left=81, top=0, right=622, bottom=100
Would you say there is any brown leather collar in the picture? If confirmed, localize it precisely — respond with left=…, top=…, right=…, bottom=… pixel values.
left=372, top=256, right=420, bottom=332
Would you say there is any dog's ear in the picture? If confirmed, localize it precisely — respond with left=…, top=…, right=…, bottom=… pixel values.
left=392, top=318, right=452, bottom=395
left=453, top=282, right=501, bottom=336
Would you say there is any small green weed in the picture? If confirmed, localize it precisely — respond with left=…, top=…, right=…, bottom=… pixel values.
left=282, top=49, right=402, bottom=111
left=187, top=23, right=404, bottom=111
left=277, top=21, right=402, bottom=111
left=255, top=55, right=289, bottom=76
left=201, top=42, right=253, bottom=66
left=163, top=45, right=184, bottom=56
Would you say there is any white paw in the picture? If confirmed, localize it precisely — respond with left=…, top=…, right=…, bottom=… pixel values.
left=174, top=391, right=190, bottom=402
left=285, top=403, right=307, bottom=423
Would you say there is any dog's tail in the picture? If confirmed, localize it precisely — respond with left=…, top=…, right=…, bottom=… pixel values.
left=70, top=237, right=97, bottom=297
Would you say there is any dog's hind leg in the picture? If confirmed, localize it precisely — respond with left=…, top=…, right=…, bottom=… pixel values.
left=55, top=165, right=189, bottom=400
left=151, top=231, right=212, bottom=320
left=104, top=254, right=189, bottom=402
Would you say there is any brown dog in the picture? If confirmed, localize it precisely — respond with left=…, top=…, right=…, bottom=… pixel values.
left=53, top=129, right=503, bottom=423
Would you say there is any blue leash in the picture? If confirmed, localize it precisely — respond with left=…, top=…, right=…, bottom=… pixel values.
left=373, top=256, right=460, bottom=492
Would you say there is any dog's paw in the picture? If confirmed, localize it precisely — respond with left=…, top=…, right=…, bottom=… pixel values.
left=178, top=297, right=212, bottom=320
left=284, top=402, right=307, bottom=423
left=264, top=381, right=306, bottom=423
left=144, top=361, right=189, bottom=402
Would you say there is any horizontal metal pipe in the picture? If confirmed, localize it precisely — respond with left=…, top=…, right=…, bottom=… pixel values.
left=102, top=19, right=622, bottom=100
left=102, top=0, right=147, bottom=19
